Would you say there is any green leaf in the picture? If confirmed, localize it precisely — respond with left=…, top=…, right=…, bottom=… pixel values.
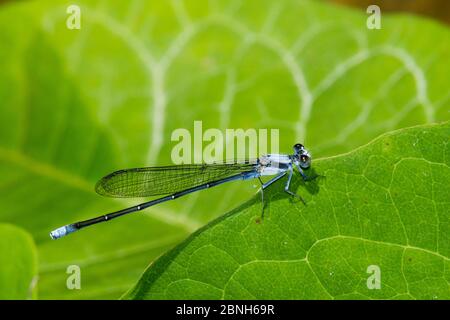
left=0, top=0, right=449, bottom=299
left=125, top=122, right=450, bottom=299
left=0, top=224, right=38, bottom=299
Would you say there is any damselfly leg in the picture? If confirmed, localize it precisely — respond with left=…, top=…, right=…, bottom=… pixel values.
left=258, top=177, right=265, bottom=214
left=285, top=165, right=306, bottom=204
left=258, top=171, right=288, bottom=218
left=294, top=163, right=308, bottom=181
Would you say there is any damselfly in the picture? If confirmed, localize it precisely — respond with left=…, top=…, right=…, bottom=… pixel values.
left=50, top=143, right=312, bottom=239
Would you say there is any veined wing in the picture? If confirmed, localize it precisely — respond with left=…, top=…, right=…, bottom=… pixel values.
left=95, top=162, right=257, bottom=198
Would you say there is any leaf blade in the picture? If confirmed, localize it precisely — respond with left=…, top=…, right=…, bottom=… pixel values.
left=125, top=122, right=450, bottom=299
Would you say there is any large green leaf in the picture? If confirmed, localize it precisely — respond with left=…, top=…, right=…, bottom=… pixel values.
left=0, top=224, right=38, bottom=299
left=125, top=122, right=450, bottom=299
left=0, top=0, right=449, bottom=299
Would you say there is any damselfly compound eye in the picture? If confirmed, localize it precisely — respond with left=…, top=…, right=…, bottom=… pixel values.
left=299, top=155, right=311, bottom=169
left=293, top=143, right=304, bottom=154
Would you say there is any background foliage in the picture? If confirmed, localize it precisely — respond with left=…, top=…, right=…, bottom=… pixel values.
left=0, top=224, right=38, bottom=299
left=0, top=0, right=448, bottom=299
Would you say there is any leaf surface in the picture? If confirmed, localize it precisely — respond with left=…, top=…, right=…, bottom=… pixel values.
left=125, top=122, right=450, bottom=299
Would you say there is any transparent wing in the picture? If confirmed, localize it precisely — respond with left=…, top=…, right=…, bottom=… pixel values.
left=95, top=161, right=257, bottom=198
